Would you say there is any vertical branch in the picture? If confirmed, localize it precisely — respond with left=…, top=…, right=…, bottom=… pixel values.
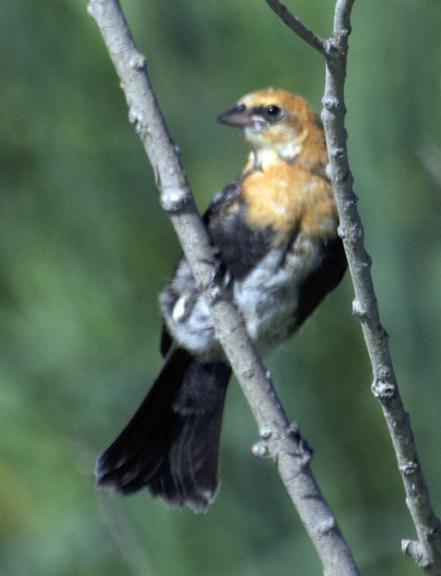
left=322, top=2, right=441, bottom=574
left=87, top=1, right=361, bottom=574
left=267, top=0, right=441, bottom=573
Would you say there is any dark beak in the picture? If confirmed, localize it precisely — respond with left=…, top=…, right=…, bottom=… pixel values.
left=216, top=104, right=253, bottom=128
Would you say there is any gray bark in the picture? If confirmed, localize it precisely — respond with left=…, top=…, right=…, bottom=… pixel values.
left=87, top=1, right=361, bottom=574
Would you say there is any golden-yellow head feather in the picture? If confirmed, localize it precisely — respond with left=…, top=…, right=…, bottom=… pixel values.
left=217, top=88, right=326, bottom=169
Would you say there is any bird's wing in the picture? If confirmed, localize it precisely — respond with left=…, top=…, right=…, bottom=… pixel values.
left=295, top=236, right=347, bottom=326
left=159, top=180, right=287, bottom=356
left=206, top=180, right=281, bottom=281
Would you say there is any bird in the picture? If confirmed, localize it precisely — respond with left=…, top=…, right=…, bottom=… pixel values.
left=96, top=88, right=347, bottom=511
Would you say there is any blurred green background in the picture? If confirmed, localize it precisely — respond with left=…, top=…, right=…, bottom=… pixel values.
left=2, top=1, right=441, bottom=575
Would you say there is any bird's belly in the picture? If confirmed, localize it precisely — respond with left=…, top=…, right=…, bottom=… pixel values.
left=234, top=237, right=322, bottom=354
left=161, top=236, right=323, bottom=360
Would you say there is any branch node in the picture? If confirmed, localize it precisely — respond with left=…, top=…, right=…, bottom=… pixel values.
left=361, top=252, right=372, bottom=268
left=327, top=26, right=351, bottom=60
left=371, top=366, right=396, bottom=400
left=316, top=517, right=337, bottom=537
left=159, top=185, right=190, bottom=212
left=402, top=539, right=431, bottom=568
left=286, top=420, right=300, bottom=436
left=371, top=381, right=395, bottom=401
left=337, top=224, right=346, bottom=240
left=326, top=40, right=341, bottom=60
left=325, top=163, right=333, bottom=181
left=128, top=107, right=153, bottom=142
left=322, top=97, right=340, bottom=113
left=334, top=27, right=352, bottom=49
left=285, top=422, right=314, bottom=460
left=344, top=194, right=358, bottom=209
left=377, top=365, right=392, bottom=381
left=336, top=170, right=350, bottom=184
left=128, top=52, right=146, bottom=70
left=340, top=26, right=352, bottom=39
left=128, top=106, right=145, bottom=126
left=331, top=147, right=345, bottom=160
left=352, top=298, right=368, bottom=321
left=399, top=460, right=420, bottom=476
left=259, top=425, right=273, bottom=440
left=251, top=440, right=272, bottom=460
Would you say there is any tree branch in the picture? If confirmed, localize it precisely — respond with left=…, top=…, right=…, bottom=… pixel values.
left=265, top=0, right=327, bottom=55
left=267, top=0, right=441, bottom=573
left=87, top=1, right=360, bottom=575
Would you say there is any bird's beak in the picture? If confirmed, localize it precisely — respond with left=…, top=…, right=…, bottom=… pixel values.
left=216, top=104, right=254, bottom=128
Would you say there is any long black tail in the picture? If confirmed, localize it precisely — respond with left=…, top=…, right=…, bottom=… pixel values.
left=96, top=348, right=231, bottom=512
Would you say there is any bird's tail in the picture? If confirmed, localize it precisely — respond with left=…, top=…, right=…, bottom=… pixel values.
left=96, top=348, right=231, bottom=512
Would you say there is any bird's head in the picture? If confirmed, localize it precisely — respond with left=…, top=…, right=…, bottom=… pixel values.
left=217, top=88, right=324, bottom=167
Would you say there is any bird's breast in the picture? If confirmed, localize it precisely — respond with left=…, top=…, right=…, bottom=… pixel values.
left=241, top=162, right=337, bottom=239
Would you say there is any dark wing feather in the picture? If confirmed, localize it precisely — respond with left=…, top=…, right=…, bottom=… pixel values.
left=296, top=236, right=347, bottom=327
left=206, top=181, right=277, bottom=281
left=160, top=180, right=280, bottom=355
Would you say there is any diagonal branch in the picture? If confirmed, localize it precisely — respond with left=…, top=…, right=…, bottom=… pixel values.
left=87, top=1, right=360, bottom=575
left=265, top=0, right=327, bottom=55
left=267, top=0, right=441, bottom=574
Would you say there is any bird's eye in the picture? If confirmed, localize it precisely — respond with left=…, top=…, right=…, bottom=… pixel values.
left=264, top=105, right=283, bottom=121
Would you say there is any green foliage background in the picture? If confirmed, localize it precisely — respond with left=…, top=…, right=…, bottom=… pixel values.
left=2, top=1, right=441, bottom=575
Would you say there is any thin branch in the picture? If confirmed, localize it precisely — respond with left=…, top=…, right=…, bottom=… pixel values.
left=323, top=2, right=441, bottom=574
left=266, top=0, right=441, bottom=576
left=268, top=0, right=441, bottom=573
left=87, top=1, right=360, bottom=575
left=265, top=0, right=327, bottom=55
